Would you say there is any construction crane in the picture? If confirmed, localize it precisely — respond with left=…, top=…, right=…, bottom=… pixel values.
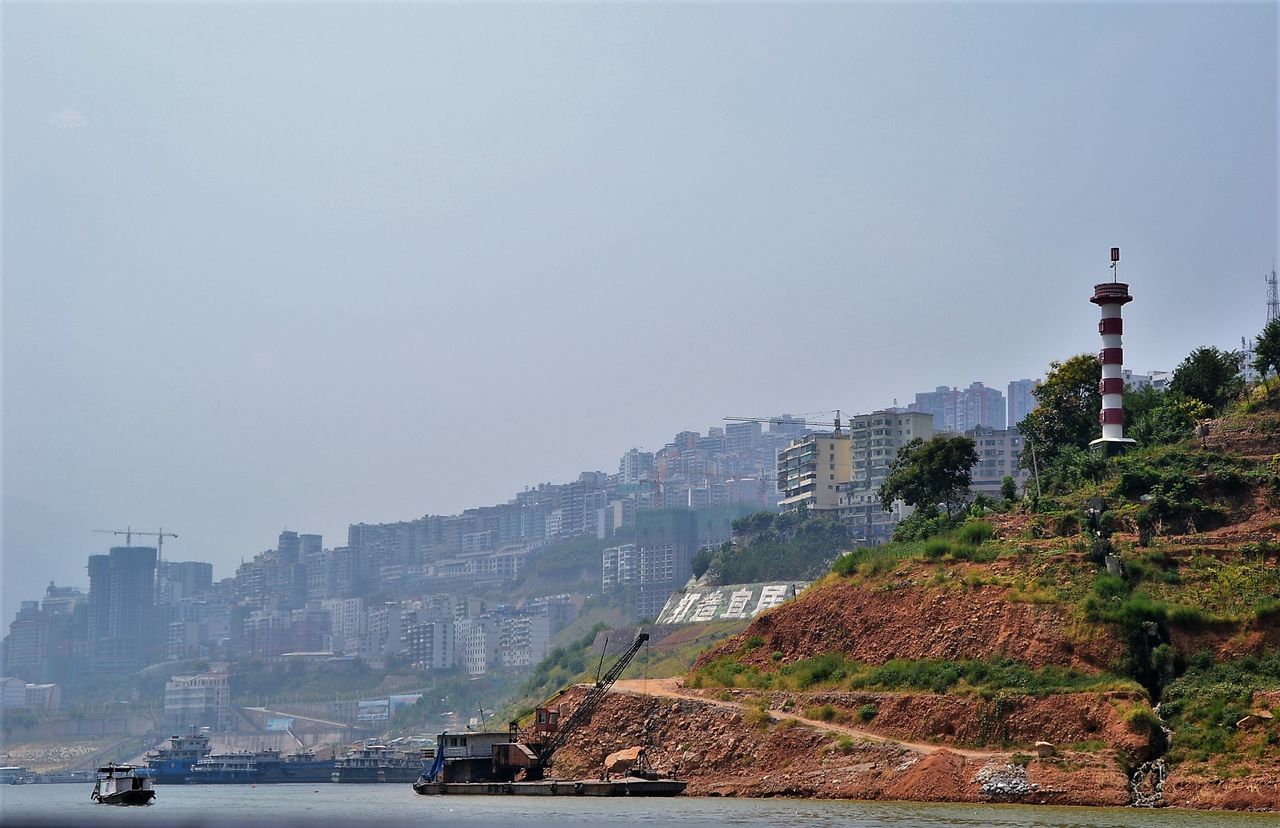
left=724, top=409, right=846, bottom=434
left=93, top=527, right=178, bottom=580
left=530, top=632, right=649, bottom=768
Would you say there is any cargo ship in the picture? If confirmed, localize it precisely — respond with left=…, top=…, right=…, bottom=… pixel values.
left=145, top=729, right=213, bottom=784
left=186, top=748, right=336, bottom=784
left=330, top=743, right=426, bottom=783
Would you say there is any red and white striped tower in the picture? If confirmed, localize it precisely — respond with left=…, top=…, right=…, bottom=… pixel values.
left=1089, top=247, right=1137, bottom=454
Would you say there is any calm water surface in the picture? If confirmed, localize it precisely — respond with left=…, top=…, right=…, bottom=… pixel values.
left=0, top=783, right=1273, bottom=827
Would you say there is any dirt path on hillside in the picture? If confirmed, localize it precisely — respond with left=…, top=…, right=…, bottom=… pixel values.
left=610, top=678, right=1001, bottom=759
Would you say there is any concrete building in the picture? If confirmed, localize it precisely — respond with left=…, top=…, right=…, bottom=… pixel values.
left=910, top=383, right=1006, bottom=433
left=776, top=432, right=852, bottom=513
left=618, top=449, right=655, bottom=484
left=87, top=546, right=157, bottom=673
left=967, top=426, right=1029, bottom=498
left=401, top=615, right=454, bottom=671
left=1007, top=379, right=1038, bottom=428
left=836, top=410, right=935, bottom=545
left=847, top=410, right=934, bottom=492
left=164, top=671, right=231, bottom=731
left=23, top=683, right=60, bottom=710
left=4, top=602, right=49, bottom=680
left=158, top=561, right=213, bottom=604
left=456, top=616, right=500, bottom=677
left=602, top=543, right=638, bottom=591
left=836, top=484, right=913, bottom=547
left=0, top=676, right=28, bottom=708
left=497, top=613, right=551, bottom=670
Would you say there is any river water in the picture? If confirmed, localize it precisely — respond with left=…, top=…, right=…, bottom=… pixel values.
left=0, top=783, right=1272, bottom=827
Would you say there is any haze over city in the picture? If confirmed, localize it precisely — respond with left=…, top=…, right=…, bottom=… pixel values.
left=4, top=2, right=1275, bottom=617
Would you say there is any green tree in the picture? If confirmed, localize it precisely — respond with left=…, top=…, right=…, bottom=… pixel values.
left=878, top=435, right=980, bottom=519
left=1169, top=346, right=1242, bottom=410
left=1000, top=475, right=1017, bottom=502
left=1017, top=354, right=1101, bottom=473
left=1254, top=318, right=1280, bottom=380
left=1124, top=385, right=1209, bottom=446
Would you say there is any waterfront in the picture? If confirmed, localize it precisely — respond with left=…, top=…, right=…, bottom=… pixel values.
left=0, top=783, right=1275, bottom=827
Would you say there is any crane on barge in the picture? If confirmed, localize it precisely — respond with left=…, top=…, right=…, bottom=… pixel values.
left=416, top=631, right=650, bottom=787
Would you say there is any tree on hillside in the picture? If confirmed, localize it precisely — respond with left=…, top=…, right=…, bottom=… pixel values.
left=878, top=435, right=980, bottom=519
left=1124, top=385, right=1209, bottom=446
left=1017, top=354, right=1101, bottom=469
left=1169, top=347, right=1243, bottom=410
left=1254, top=319, right=1280, bottom=380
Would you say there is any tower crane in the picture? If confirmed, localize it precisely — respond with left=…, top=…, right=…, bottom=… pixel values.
left=93, top=527, right=179, bottom=581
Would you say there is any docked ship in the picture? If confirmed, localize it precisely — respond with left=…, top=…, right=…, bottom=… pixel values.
left=91, top=764, right=156, bottom=805
left=330, top=743, right=426, bottom=783
left=413, top=632, right=685, bottom=797
left=145, top=729, right=213, bottom=784
left=186, top=748, right=336, bottom=784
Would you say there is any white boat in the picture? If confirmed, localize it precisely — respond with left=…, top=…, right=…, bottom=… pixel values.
left=91, top=764, right=156, bottom=805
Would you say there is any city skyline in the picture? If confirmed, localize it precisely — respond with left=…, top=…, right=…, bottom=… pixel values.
left=5, top=3, right=1275, bottom=616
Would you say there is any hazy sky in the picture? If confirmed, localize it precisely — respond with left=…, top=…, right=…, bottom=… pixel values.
left=3, top=2, right=1276, bottom=617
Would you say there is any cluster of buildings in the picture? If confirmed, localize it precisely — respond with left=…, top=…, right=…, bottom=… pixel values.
left=1, top=371, right=1102, bottom=692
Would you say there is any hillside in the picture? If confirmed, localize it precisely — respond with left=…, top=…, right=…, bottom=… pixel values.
left=562, top=395, right=1280, bottom=811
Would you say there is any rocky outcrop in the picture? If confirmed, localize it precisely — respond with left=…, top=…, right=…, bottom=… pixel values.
left=556, top=689, right=1134, bottom=806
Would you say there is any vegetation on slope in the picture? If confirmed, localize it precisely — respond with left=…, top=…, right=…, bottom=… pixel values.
left=692, top=510, right=852, bottom=585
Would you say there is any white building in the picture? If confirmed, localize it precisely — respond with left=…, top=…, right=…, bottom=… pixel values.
left=164, top=672, right=230, bottom=731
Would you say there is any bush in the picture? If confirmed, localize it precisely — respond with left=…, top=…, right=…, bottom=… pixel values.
left=833, top=735, right=855, bottom=754
left=807, top=704, right=837, bottom=722
left=745, top=704, right=772, bottom=730
left=857, top=703, right=878, bottom=723
left=743, top=635, right=765, bottom=651
left=955, top=520, right=995, bottom=545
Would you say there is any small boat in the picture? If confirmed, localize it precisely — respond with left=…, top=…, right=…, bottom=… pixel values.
left=91, top=764, right=155, bottom=806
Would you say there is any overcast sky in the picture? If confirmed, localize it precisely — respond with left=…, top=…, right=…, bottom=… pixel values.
left=3, top=2, right=1276, bottom=617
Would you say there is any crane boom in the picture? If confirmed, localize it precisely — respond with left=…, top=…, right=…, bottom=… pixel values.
left=537, top=632, right=648, bottom=762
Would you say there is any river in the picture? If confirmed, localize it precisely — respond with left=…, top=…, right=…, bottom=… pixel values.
left=0, top=783, right=1273, bottom=827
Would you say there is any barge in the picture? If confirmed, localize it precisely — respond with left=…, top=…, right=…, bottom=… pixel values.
left=414, top=632, right=685, bottom=798
left=413, top=777, right=685, bottom=796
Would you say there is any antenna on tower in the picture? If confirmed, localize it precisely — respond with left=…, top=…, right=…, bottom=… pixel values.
left=1110, top=247, right=1120, bottom=282
left=1266, top=262, right=1278, bottom=324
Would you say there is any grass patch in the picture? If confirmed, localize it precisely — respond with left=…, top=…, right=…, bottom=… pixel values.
left=690, top=653, right=1136, bottom=696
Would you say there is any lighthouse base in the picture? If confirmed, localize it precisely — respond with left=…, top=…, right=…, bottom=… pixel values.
left=1089, top=437, right=1138, bottom=458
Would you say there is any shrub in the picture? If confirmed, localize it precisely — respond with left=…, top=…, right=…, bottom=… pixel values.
left=745, top=704, right=772, bottom=730
left=1124, top=705, right=1164, bottom=738
left=833, top=735, right=855, bottom=754
left=922, top=538, right=952, bottom=561
left=743, top=635, right=765, bottom=651
left=857, top=703, right=878, bottom=723
left=955, top=520, right=995, bottom=545
left=807, top=704, right=837, bottom=722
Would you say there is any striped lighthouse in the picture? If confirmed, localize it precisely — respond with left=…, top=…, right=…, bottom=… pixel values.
left=1089, top=247, right=1137, bottom=455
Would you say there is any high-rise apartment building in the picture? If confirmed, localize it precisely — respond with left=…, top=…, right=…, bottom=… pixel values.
left=967, top=426, right=1029, bottom=497
left=836, top=411, right=935, bottom=545
left=1007, top=379, right=1038, bottom=428
left=776, top=432, right=853, bottom=513
left=87, top=546, right=157, bottom=673
left=910, top=383, right=1006, bottom=433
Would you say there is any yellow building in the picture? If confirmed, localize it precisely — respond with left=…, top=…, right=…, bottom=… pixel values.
left=776, top=432, right=853, bottom=513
